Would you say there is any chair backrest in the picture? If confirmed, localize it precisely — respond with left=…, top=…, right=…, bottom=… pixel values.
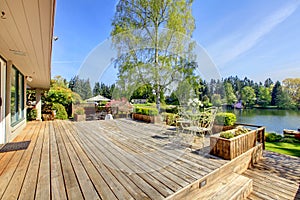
left=178, top=106, right=190, bottom=120
left=198, top=107, right=218, bottom=129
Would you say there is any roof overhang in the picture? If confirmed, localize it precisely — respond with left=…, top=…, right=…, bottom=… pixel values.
left=0, top=0, right=56, bottom=89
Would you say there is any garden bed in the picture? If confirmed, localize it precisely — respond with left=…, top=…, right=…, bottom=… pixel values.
left=210, top=128, right=258, bottom=160
left=132, top=113, right=161, bottom=123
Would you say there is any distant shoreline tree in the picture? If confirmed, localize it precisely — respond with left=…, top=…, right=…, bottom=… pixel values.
left=69, top=76, right=92, bottom=100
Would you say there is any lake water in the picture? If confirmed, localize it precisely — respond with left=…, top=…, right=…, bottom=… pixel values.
left=228, top=109, right=300, bottom=134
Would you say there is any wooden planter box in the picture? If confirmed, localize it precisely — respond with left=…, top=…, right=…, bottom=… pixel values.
left=210, top=129, right=257, bottom=160
left=74, top=114, right=86, bottom=122
left=114, top=113, right=130, bottom=119
left=212, top=124, right=236, bottom=134
left=132, top=113, right=161, bottom=123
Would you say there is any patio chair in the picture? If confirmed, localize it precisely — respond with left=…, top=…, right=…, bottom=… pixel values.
left=183, top=107, right=218, bottom=151
left=175, top=106, right=192, bottom=132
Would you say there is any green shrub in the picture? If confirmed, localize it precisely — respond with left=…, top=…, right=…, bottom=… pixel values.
left=52, top=103, right=68, bottom=120
left=235, top=126, right=249, bottom=136
left=220, top=131, right=235, bottom=139
left=280, top=137, right=299, bottom=144
left=27, top=108, right=37, bottom=121
left=161, top=112, right=178, bottom=126
left=215, top=112, right=237, bottom=126
left=134, top=107, right=158, bottom=116
left=165, top=106, right=178, bottom=114
left=220, top=126, right=249, bottom=139
left=74, top=107, right=85, bottom=115
left=265, top=133, right=283, bottom=142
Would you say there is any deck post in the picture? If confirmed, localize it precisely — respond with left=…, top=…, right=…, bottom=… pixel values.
left=36, top=89, right=42, bottom=121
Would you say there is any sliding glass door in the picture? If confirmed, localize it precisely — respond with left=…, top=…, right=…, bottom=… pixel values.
left=0, top=57, right=6, bottom=144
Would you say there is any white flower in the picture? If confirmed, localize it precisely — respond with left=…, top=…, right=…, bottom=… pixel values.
left=187, top=98, right=202, bottom=107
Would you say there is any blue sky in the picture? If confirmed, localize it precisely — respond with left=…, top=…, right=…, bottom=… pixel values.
left=52, top=0, right=300, bottom=85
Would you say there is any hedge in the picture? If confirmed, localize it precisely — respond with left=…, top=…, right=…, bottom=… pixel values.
left=165, top=106, right=178, bottom=114
left=265, top=133, right=283, bottom=142
left=215, top=112, right=237, bottom=126
left=134, top=107, right=159, bottom=116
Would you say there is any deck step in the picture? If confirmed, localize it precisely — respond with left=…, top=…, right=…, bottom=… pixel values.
left=186, top=173, right=253, bottom=200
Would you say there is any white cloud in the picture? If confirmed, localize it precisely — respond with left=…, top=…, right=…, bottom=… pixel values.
left=211, top=1, right=300, bottom=67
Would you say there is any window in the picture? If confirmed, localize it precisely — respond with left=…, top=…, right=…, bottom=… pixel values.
left=11, top=67, right=24, bottom=125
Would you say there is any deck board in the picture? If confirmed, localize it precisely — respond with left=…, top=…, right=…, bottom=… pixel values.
left=54, top=121, right=84, bottom=199
left=35, top=122, right=51, bottom=200
left=49, top=121, right=68, bottom=200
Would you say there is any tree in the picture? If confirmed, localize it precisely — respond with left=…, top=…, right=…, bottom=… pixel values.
left=83, top=79, right=92, bottom=100
left=241, top=86, right=256, bottom=107
left=111, top=0, right=195, bottom=112
left=277, top=90, right=295, bottom=109
left=47, top=76, right=77, bottom=107
left=264, top=78, right=273, bottom=88
left=131, top=84, right=155, bottom=102
left=197, top=79, right=209, bottom=100
left=282, top=78, right=300, bottom=107
left=224, top=82, right=237, bottom=104
left=93, top=82, right=101, bottom=96
left=69, top=76, right=92, bottom=100
left=271, top=81, right=282, bottom=106
left=51, top=75, right=68, bottom=88
left=211, top=94, right=222, bottom=107
left=44, top=76, right=82, bottom=117
left=257, top=86, right=271, bottom=107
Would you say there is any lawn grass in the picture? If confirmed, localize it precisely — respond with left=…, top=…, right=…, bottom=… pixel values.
left=265, top=142, right=300, bottom=157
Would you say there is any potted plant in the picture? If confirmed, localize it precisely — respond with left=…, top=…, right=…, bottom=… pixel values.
left=74, top=107, right=86, bottom=121
left=210, top=126, right=260, bottom=160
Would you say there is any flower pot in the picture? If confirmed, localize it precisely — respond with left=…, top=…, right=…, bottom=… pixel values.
left=74, top=114, right=86, bottom=122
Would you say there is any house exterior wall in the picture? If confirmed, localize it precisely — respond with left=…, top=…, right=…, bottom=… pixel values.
left=0, top=0, right=55, bottom=144
left=1, top=58, right=27, bottom=144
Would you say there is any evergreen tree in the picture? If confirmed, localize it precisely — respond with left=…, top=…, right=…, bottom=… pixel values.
left=83, top=79, right=92, bottom=100
left=264, top=78, right=273, bottom=88
left=271, top=81, right=282, bottom=106
left=69, top=76, right=92, bottom=100
left=93, top=82, right=101, bottom=96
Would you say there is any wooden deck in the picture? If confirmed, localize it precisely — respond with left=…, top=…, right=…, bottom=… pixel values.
left=0, top=119, right=228, bottom=199
left=244, top=151, right=300, bottom=200
left=1, top=119, right=299, bottom=199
